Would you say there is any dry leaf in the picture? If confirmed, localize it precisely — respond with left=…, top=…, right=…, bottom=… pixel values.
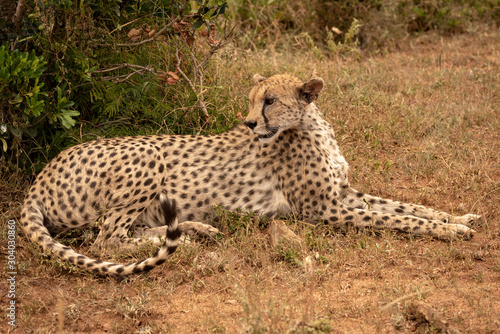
left=236, top=112, right=243, bottom=120
left=331, top=27, right=342, bottom=34
left=207, top=24, right=220, bottom=45
left=158, top=71, right=180, bottom=85
left=148, top=29, right=156, bottom=38
left=172, top=21, right=189, bottom=32
left=128, top=28, right=143, bottom=41
left=208, top=36, right=220, bottom=45
left=157, top=73, right=168, bottom=82
left=166, top=77, right=179, bottom=85
left=167, top=71, right=179, bottom=80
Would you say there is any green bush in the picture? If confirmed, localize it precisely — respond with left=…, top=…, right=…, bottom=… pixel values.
left=2, top=0, right=231, bottom=174
left=0, top=43, right=80, bottom=171
left=0, top=44, right=48, bottom=120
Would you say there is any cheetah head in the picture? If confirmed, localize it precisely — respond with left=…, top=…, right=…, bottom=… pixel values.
left=244, top=74, right=324, bottom=143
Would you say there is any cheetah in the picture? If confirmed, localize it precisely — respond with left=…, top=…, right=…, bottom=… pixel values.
left=20, top=73, right=480, bottom=277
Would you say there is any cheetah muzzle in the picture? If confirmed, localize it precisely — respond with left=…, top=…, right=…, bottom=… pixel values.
left=20, top=73, right=480, bottom=277
left=257, top=126, right=279, bottom=139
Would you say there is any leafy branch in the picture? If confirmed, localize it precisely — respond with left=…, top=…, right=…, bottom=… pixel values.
left=174, top=25, right=237, bottom=123
left=116, top=20, right=179, bottom=47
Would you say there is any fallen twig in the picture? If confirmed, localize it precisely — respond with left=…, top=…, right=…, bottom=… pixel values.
left=91, top=63, right=156, bottom=74
left=90, top=63, right=156, bottom=83
left=380, top=290, right=430, bottom=312
left=407, top=301, right=462, bottom=334
left=109, top=18, right=142, bottom=34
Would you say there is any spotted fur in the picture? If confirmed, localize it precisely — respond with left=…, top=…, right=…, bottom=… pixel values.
left=21, top=73, right=479, bottom=276
left=22, top=192, right=180, bottom=277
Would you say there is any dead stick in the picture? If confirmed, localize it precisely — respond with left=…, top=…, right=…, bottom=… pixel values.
left=91, top=63, right=155, bottom=74
left=174, top=47, right=209, bottom=121
left=408, top=301, right=462, bottom=334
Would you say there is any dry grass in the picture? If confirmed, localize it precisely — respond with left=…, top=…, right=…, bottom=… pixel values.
left=1, top=30, right=499, bottom=333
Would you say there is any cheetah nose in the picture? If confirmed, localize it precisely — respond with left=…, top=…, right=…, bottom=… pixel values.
left=244, top=120, right=257, bottom=130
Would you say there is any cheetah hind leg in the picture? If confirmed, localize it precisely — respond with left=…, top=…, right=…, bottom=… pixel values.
left=92, top=210, right=170, bottom=255
left=134, top=221, right=220, bottom=242
left=178, top=221, right=220, bottom=238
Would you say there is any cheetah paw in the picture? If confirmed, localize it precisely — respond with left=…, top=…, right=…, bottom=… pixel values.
left=457, top=214, right=481, bottom=227
left=199, top=225, right=220, bottom=237
left=178, top=221, right=221, bottom=238
left=179, top=235, right=191, bottom=244
left=444, top=224, right=476, bottom=241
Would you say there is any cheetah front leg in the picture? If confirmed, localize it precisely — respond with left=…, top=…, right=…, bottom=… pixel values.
left=318, top=200, right=475, bottom=240
left=341, top=187, right=480, bottom=227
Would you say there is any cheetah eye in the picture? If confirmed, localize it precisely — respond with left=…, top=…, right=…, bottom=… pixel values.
left=264, top=98, right=275, bottom=105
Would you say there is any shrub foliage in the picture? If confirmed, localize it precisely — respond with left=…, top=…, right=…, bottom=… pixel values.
left=1, top=0, right=231, bottom=173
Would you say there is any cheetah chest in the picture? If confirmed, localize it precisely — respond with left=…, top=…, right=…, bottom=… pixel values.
left=244, top=177, right=292, bottom=216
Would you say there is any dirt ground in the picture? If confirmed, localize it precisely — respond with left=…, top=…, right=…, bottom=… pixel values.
left=1, top=30, right=499, bottom=333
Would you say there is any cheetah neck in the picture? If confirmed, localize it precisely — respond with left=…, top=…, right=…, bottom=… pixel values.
left=232, top=105, right=349, bottom=216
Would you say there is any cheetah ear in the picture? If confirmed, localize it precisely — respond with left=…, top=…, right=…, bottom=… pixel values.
left=253, top=74, right=267, bottom=84
left=299, top=77, right=324, bottom=104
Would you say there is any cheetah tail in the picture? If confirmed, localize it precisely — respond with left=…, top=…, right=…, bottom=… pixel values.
left=20, top=196, right=181, bottom=277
